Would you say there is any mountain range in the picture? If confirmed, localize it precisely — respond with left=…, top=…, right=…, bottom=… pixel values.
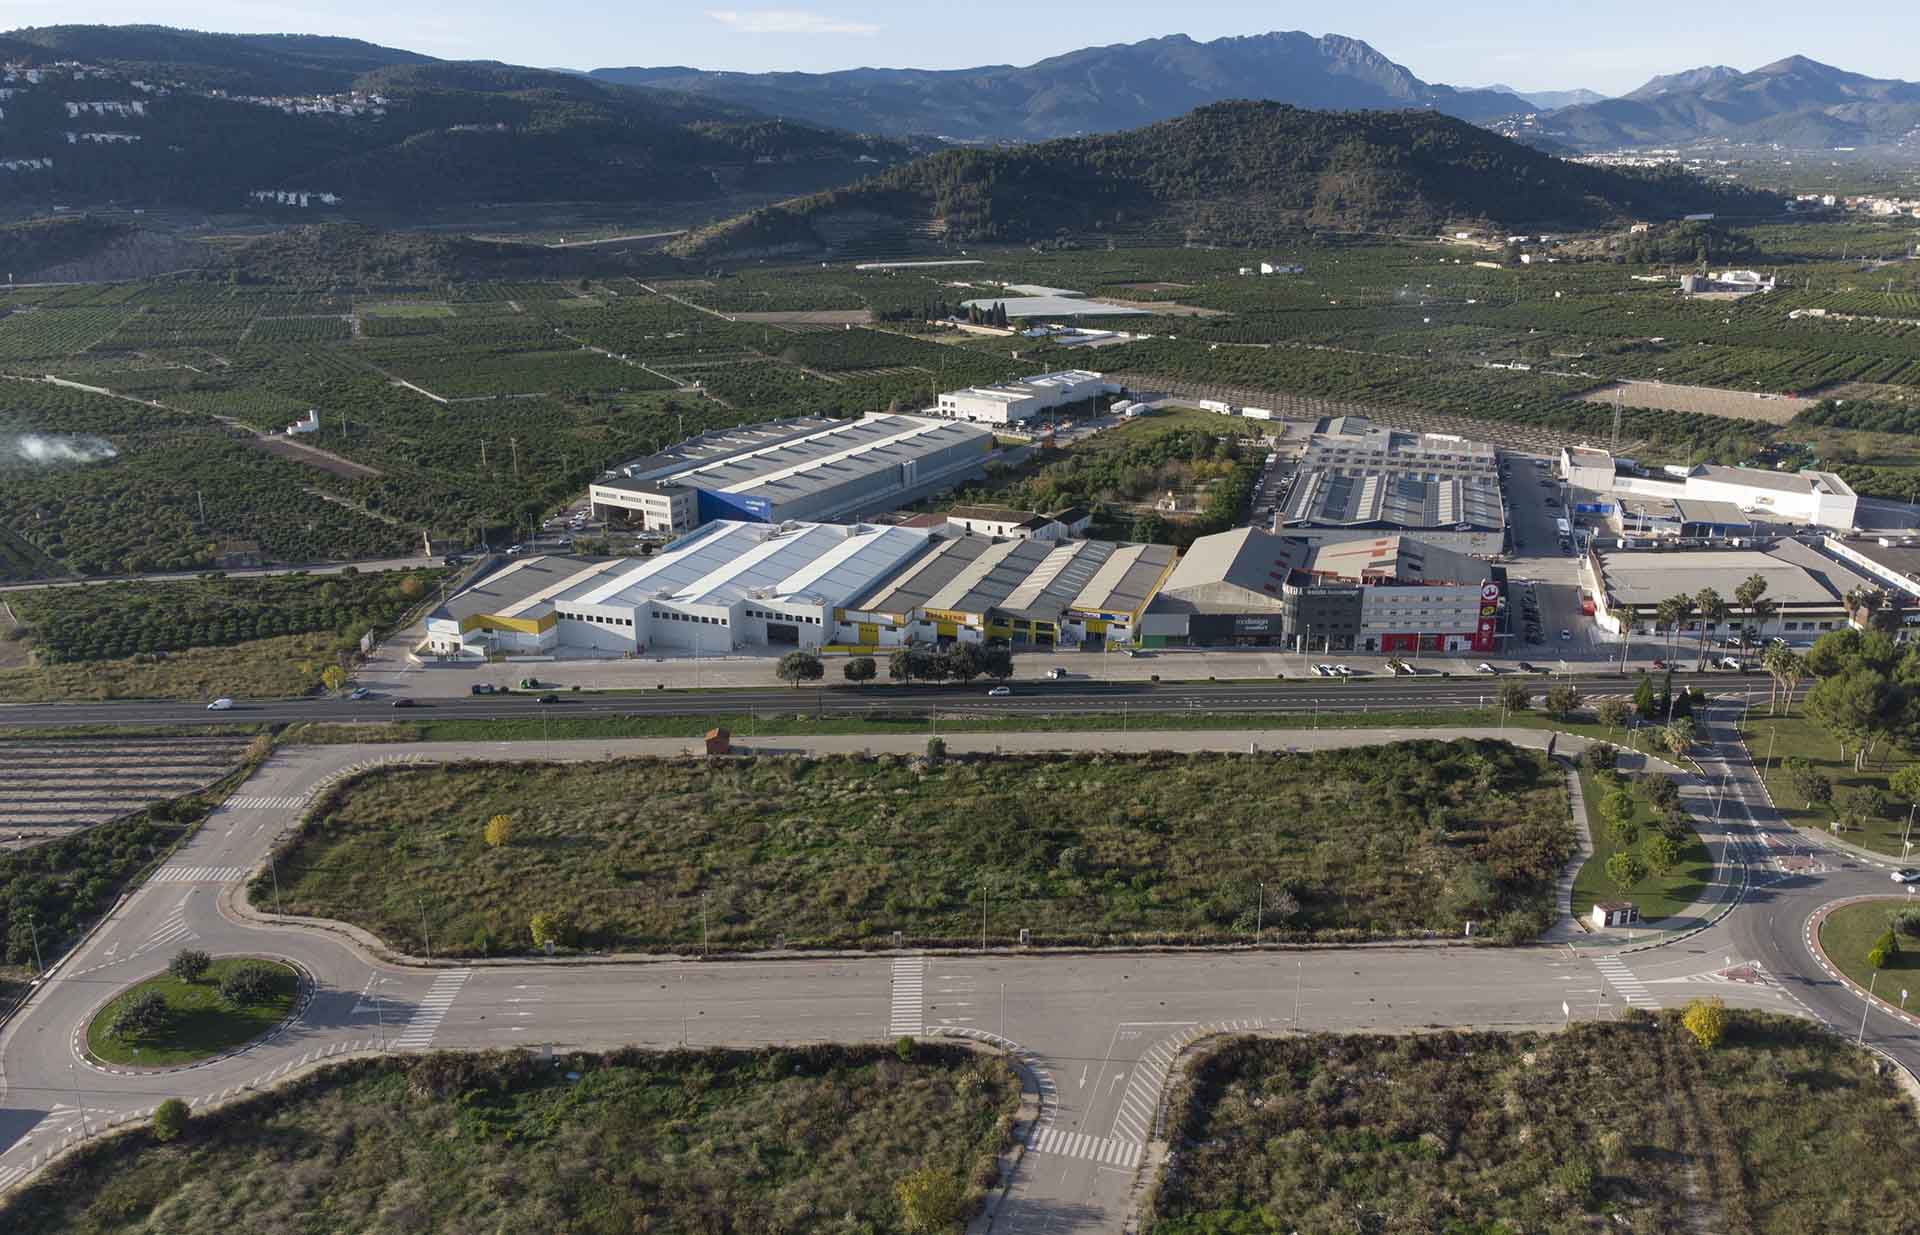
left=1537, top=56, right=1920, bottom=148
left=595, top=32, right=1537, bottom=142
left=0, top=25, right=920, bottom=210
left=671, top=102, right=1777, bottom=260
left=1474, top=84, right=1608, bottom=110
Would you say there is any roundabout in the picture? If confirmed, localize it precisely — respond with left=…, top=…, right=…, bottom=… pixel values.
left=80, top=956, right=301, bottom=1071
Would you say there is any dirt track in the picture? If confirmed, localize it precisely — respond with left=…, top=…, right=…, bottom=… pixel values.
left=1581, top=379, right=1815, bottom=424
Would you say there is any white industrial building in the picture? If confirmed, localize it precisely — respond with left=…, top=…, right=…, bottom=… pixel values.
left=424, top=521, right=936, bottom=658
left=1558, top=446, right=1859, bottom=531
left=588, top=414, right=995, bottom=533
left=1276, top=417, right=1505, bottom=555
left=1583, top=539, right=1878, bottom=642
left=933, top=370, right=1114, bottom=425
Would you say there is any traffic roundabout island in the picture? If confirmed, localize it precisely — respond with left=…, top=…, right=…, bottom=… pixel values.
left=82, top=956, right=302, bottom=1069
left=1815, top=898, right=1920, bottom=1019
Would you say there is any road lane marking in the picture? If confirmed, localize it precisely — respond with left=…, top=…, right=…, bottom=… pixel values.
left=1593, top=956, right=1659, bottom=1009
left=888, top=957, right=924, bottom=1036
left=392, top=970, right=472, bottom=1049
left=150, top=865, right=247, bottom=884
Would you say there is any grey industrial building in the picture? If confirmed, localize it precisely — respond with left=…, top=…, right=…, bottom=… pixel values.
left=1277, top=417, right=1505, bottom=555
left=588, top=414, right=996, bottom=533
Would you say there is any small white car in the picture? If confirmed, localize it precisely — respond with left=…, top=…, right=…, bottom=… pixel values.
left=1476, top=663, right=1498, bottom=674
left=1047, top=667, right=1068, bottom=679
left=1312, top=664, right=1332, bottom=677
left=986, top=685, right=1012, bottom=696
left=1893, top=869, right=1920, bottom=884
left=1332, top=664, right=1352, bottom=676
left=206, top=697, right=234, bottom=710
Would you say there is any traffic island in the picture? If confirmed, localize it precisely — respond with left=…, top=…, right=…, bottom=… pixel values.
left=84, top=957, right=299, bottom=1068
left=1814, top=898, right=1920, bottom=1021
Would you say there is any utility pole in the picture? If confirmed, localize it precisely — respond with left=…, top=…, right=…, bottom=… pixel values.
left=479, top=439, right=489, bottom=471
left=509, top=436, right=520, bottom=481
left=27, top=913, right=43, bottom=974
left=417, top=894, right=432, bottom=959
left=1256, top=881, right=1264, bottom=943
left=269, top=852, right=283, bottom=916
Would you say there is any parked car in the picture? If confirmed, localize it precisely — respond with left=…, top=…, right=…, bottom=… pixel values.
left=1047, top=667, right=1068, bottom=679
left=348, top=687, right=370, bottom=700
left=1894, top=868, right=1920, bottom=884
left=206, top=697, right=234, bottom=711
left=1333, top=664, right=1352, bottom=676
left=986, top=686, right=1012, bottom=696
left=1559, top=629, right=1573, bottom=640
left=470, top=683, right=497, bottom=695
left=1516, top=662, right=1536, bottom=673
left=1718, top=657, right=1745, bottom=671
left=1477, top=663, right=1498, bottom=674
left=1312, top=664, right=1332, bottom=677
left=1652, top=659, right=1667, bottom=670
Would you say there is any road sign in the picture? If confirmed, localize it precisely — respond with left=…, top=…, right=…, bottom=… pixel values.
left=1562, top=1000, right=1570, bottom=1020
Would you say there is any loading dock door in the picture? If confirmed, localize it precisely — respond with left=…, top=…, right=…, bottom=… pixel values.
left=767, top=622, right=799, bottom=645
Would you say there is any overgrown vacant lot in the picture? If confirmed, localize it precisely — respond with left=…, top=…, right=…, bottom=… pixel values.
left=1148, top=1014, right=1919, bottom=1235
left=272, top=740, right=1569, bottom=954
left=2, top=1044, right=1017, bottom=1235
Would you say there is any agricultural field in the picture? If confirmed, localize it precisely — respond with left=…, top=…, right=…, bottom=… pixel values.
left=5, top=570, right=442, bottom=664
left=267, top=740, right=1570, bottom=955
left=1148, top=1014, right=1920, bottom=1235
left=0, top=630, right=356, bottom=702
left=0, top=1044, right=1019, bottom=1235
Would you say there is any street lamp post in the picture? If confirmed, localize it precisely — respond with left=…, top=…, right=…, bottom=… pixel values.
left=1860, top=970, right=1881, bottom=1043
left=1256, top=881, right=1264, bottom=944
left=1293, top=960, right=1303, bottom=1024
left=27, top=913, right=43, bottom=974
left=68, top=1060, right=89, bottom=1139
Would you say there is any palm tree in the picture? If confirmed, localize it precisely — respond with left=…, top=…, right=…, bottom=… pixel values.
left=1734, top=572, right=1773, bottom=648
left=1778, top=649, right=1805, bottom=716
left=1664, top=717, right=1696, bottom=756
left=1656, top=594, right=1693, bottom=662
left=1693, top=586, right=1727, bottom=669
left=1761, top=639, right=1790, bottom=713
left=1846, top=584, right=1885, bottom=632
left=1614, top=603, right=1639, bottom=669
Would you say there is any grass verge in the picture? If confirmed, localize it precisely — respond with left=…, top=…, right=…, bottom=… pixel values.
left=1, top=1043, right=1018, bottom=1234
left=1819, top=899, right=1920, bottom=1014
left=280, top=705, right=1630, bottom=746
left=1570, top=767, right=1712, bottom=924
left=1148, top=1013, right=1920, bottom=1234
left=268, top=739, right=1569, bottom=954
left=84, top=957, right=297, bottom=1067
left=1739, top=713, right=1919, bottom=857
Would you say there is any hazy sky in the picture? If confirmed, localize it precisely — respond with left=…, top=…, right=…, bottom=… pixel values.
left=8, top=0, right=1915, bottom=95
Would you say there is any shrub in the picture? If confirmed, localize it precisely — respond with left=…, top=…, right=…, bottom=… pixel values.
left=1605, top=851, right=1647, bottom=892
left=1890, top=908, right=1920, bottom=939
left=1606, top=815, right=1641, bottom=847
left=1497, top=682, right=1532, bottom=712
left=896, top=1164, right=966, bottom=1234
left=1583, top=742, right=1619, bottom=773
left=1544, top=684, right=1582, bottom=720
left=1595, top=697, right=1633, bottom=733
left=530, top=911, right=572, bottom=950
left=775, top=650, right=824, bottom=686
left=151, top=1097, right=190, bottom=1143
left=895, top=1034, right=916, bottom=1062
left=111, top=990, right=170, bottom=1039
left=218, top=961, right=280, bottom=1007
left=1644, top=774, right=1681, bottom=810
left=483, top=814, right=514, bottom=848
left=925, top=736, right=946, bottom=763
left=1642, top=835, right=1681, bottom=878
left=167, top=948, right=210, bottom=982
left=843, top=655, right=877, bottom=684
left=1682, top=995, right=1727, bottom=1049
left=1868, top=928, right=1900, bottom=970
left=1553, top=1157, right=1595, bottom=1205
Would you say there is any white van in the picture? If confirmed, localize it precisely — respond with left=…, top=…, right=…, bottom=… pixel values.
left=206, top=697, right=234, bottom=710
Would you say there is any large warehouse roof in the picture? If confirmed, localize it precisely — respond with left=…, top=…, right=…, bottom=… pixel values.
left=1282, top=470, right=1503, bottom=531
left=1594, top=541, right=1876, bottom=609
left=608, top=418, right=839, bottom=482
left=852, top=535, right=1175, bottom=622
left=434, top=523, right=934, bottom=624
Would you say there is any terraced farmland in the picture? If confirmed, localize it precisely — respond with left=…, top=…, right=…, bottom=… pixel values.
left=0, top=733, right=254, bottom=849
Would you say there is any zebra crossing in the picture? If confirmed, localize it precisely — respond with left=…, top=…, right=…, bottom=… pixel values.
left=1026, top=1127, right=1143, bottom=1168
left=888, top=957, right=925, bottom=1036
left=150, top=864, right=248, bottom=884
left=1594, top=955, right=1660, bottom=1009
left=223, top=795, right=309, bottom=811
left=392, top=970, right=471, bottom=1050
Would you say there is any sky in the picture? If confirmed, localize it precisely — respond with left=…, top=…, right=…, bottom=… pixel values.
left=7, top=0, right=1917, bottom=96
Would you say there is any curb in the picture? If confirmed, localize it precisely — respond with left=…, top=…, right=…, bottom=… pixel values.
left=1806, top=897, right=1920, bottom=1031
left=70, top=956, right=315, bottom=1078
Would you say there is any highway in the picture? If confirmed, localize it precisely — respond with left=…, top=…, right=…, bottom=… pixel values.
left=0, top=699, right=1904, bottom=1231
left=0, top=671, right=1774, bottom=727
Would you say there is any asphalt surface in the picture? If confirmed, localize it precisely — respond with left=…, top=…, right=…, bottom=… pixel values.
left=4, top=702, right=1910, bottom=1229
left=0, top=672, right=1774, bottom=728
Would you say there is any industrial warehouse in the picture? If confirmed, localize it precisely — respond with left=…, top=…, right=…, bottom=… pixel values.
left=587, top=413, right=996, bottom=533
left=427, top=520, right=1178, bottom=658
left=1141, top=527, right=1498, bottom=652
left=931, top=369, right=1113, bottom=425
left=1275, top=417, right=1506, bottom=555
left=425, top=520, right=937, bottom=657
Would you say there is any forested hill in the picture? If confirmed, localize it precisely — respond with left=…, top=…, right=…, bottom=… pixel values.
left=0, top=25, right=918, bottom=210
left=673, top=103, right=1782, bottom=258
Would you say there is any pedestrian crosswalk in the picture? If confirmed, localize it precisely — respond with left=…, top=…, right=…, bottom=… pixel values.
left=1026, top=1127, right=1143, bottom=1168
left=392, top=970, right=470, bottom=1049
left=150, top=864, right=247, bottom=884
left=1594, top=955, right=1660, bottom=1008
left=223, top=795, right=310, bottom=811
left=888, top=957, right=924, bottom=1036
left=0, top=1163, right=25, bottom=1192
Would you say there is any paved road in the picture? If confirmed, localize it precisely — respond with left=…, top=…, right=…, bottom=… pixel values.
left=0, top=672, right=1773, bottom=728
left=0, top=710, right=1897, bottom=1229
